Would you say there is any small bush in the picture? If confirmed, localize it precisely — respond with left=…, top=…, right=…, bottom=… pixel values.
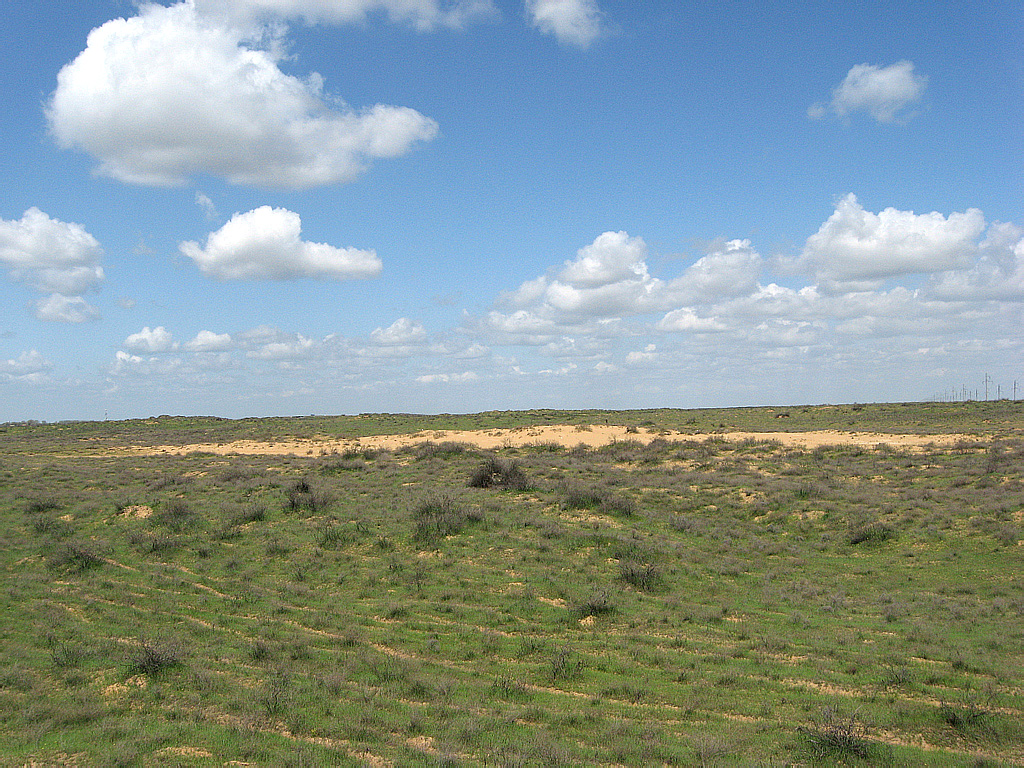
left=598, top=494, right=636, bottom=516
left=561, top=483, right=605, bottom=510
left=153, top=498, right=197, bottom=531
left=415, top=441, right=470, bottom=460
left=315, top=520, right=349, bottom=549
left=127, top=639, right=181, bottom=676
left=233, top=503, right=267, bottom=525
left=847, top=521, right=897, bottom=545
left=413, top=494, right=473, bottom=541
left=619, top=560, right=661, bottom=590
left=286, top=478, right=332, bottom=513
left=47, top=542, right=104, bottom=573
left=468, top=456, right=531, bottom=491
left=798, top=706, right=878, bottom=761
left=551, top=644, right=584, bottom=681
left=577, top=591, right=614, bottom=617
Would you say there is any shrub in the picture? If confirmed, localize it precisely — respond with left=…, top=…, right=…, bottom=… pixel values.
left=619, top=560, right=661, bottom=590
left=577, top=591, right=614, bottom=617
left=415, top=441, right=470, bottom=460
left=598, top=494, right=637, bottom=516
left=561, top=483, right=605, bottom=510
left=468, top=456, right=530, bottom=491
left=285, top=478, right=332, bottom=513
left=315, top=520, right=349, bottom=549
left=153, top=498, right=197, bottom=531
left=413, top=494, right=475, bottom=541
left=47, top=542, right=104, bottom=573
left=551, top=644, right=584, bottom=682
left=127, top=638, right=181, bottom=676
left=798, top=706, right=879, bottom=761
left=847, top=521, right=897, bottom=545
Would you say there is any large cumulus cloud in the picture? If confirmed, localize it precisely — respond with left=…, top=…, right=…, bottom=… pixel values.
left=0, top=207, right=104, bottom=322
left=180, top=206, right=382, bottom=280
left=47, top=1, right=439, bottom=188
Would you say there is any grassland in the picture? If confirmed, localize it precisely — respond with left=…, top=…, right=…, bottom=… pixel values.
left=1, top=401, right=1022, bottom=766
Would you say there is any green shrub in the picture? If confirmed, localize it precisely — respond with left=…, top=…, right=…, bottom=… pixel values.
left=127, top=639, right=181, bottom=676
left=285, top=478, right=332, bottom=513
left=847, top=521, right=897, bottom=545
left=468, top=456, right=531, bottom=491
left=619, top=560, right=661, bottom=590
left=47, top=542, right=104, bottom=573
left=798, top=706, right=880, bottom=761
left=413, top=494, right=476, bottom=541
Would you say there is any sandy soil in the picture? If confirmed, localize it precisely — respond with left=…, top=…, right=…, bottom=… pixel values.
left=128, top=424, right=975, bottom=457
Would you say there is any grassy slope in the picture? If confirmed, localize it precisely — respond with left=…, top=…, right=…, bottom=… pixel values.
left=1, top=402, right=1022, bottom=766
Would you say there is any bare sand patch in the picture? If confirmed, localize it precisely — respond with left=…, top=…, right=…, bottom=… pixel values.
left=128, top=425, right=973, bottom=457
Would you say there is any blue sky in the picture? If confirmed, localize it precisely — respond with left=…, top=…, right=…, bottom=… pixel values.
left=1, top=0, right=1021, bottom=421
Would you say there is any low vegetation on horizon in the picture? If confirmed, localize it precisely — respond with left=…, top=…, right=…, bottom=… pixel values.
left=1, top=402, right=1022, bottom=765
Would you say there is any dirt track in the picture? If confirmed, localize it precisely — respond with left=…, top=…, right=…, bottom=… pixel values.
left=131, top=424, right=975, bottom=456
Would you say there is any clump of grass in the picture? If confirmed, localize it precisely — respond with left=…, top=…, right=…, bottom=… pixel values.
left=415, top=441, right=471, bottom=460
left=152, top=498, right=197, bottom=531
left=127, top=638, right=181, bottom=676
left=576, top=591, right=614, bottom=617
left=285, top=478, right=332, bottom=513
left=233, top=502, right=267, bottom=525
left=491, top=674, right=531, bottom=700
left=468, top=456, right=531, bottom=491
left=940, top=700, right=992, bottom=734
left=598, top=494, right=637, bottom=516
left=561, top=483, right=605, bottom=510
left=551, top=644, right=584, bottom=681
left=47, top=541, right=104, bottom=573
left=413, top=494, right=478, bottom=541
left=847, top=520, right=897, bottom=545
left=315, top=520, right=349, bottom=548
left=619, top=560, right=661, bottom=590
left=797, top=706, right=880, bottom=762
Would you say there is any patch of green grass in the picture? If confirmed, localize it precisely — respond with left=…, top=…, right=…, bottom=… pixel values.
left=0, top=403, right=1022, bottom=765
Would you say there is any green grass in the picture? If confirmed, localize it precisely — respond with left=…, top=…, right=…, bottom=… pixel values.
left=1, top=402, right=1022, bottom=765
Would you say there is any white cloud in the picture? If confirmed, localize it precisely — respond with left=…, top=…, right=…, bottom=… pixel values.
left=247, top=333, right=316, bottom=359
left=809, top=61, right=927, bottom=124
left=196, top=0, right=496, bottom=30
left=370, top=317, right=428, bottom=345
left=656, top=308, right=727, bottom=333
left=180, top=206, right=382, bottom=280
left=195, top=192, right=219, bottom=221
left=527, top=0, right=606, bottom=47
left=125, top=326, right=178, bottom=353
left=625, top=343, right=657, bottom=364
left=928, top=222, right=1024, bottom=301
left=0, top=350, right=52, bottom=381
left=47, top=1, right=439, bottom=188
left=488, top=233, right=764, bottom=340
left=662, top=239, right=762, bottom=305
left=416, top=371, right=479, bottom=383
left=186, top=330, right=234, bottom=351
left=0, top=207, right=104, bottom=296
left=34, top=294, right=101, bottom=323
left=801, top=194, right=985, bottom=290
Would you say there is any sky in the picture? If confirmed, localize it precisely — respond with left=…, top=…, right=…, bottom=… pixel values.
left=1, top=0, right=1022, bottom=422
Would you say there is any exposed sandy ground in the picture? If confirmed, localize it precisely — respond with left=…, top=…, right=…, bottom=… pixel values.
left=128, top=424, right=975, bottom=457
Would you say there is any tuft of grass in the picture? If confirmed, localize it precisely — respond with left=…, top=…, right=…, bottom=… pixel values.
left=847, top=520, right=897, bottom=545
left=413, top=494, right=478, bottom=541
left=468, top=456, right=531, bottom=491
left=47, top=541, right=105, bottom=573
left=797, top=706, right=881, bottom=762
left=126, top=638, right=182, bottom=676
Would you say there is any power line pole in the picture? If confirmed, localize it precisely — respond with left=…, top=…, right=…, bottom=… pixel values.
left=984, top=373, right=991, bottom=400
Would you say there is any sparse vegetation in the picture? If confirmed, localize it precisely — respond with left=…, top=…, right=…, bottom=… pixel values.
left=1, top=403, right=1022, bottom=765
